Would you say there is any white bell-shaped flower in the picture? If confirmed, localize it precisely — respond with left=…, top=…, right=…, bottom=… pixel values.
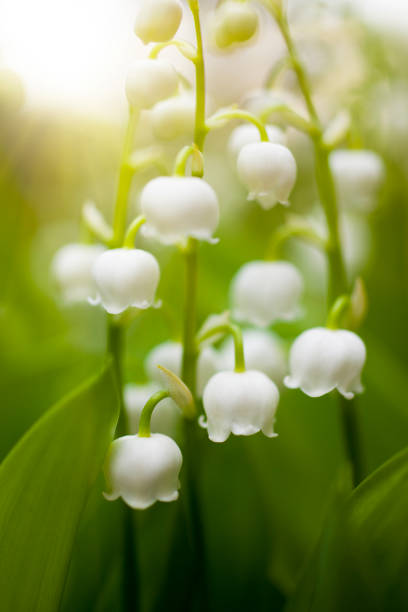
left=124, top=383, right=180, bottom=436
left=329, top=149, right=385, bottom=213
left=284, top=327, right=366, bottom=399
left=134, top=0, right=183, bottom=44
left=237, top=142, right=297, bottom=209
left=145, top=340, right=219, bottom=397
left=202, top=370, right=279, bottom=442
left=126, top=59, right=178, bottom=110
left=52, top=243, right=105, bottom=303
left=231, top=260, right=303, bottom=327
left=219, top=329, right=287, bottom=384
left=228, top=124, right=287, bottom=160
left=213, top=1, right=259, bottom=49
left=104, top=433, right=182, bottom=509
left=91, top=248, right=160, bottom=315
left=151, top=95, right=195, bottom=141
left=141, top=176, right=219, bottom=245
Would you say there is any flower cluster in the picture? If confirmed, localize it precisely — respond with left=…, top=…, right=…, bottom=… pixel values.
left=50, top=0, right=380, bottom=512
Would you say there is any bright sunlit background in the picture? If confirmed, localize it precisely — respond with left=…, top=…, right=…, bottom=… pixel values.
left=1, top=0, right=407, bottom=120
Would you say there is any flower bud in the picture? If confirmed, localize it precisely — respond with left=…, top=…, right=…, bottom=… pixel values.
left=237, top=142, right=297, bottom=209
left=141, top=176, right=219, bottom=244
left=284, top=327, right=366, bottom=399
left=231, top=260, right=303, bottom=327
left=145, top=340, right=219, bottom=397
left=124, top=383, right=180, bottom=436
left=151, top=95, right=195, bottom=141
left=219, top=329, right=287, bottom=384
left=126, top=59, right=178, bottom=110
left=228, top=123, right=287, bottom=161
left=134, top=0, right=183, bottom=44
left=91, top=248, right=160, bottom=315
left=104, top=433, right=182, bottom=509
left=202, top=370, right=279, bottom=442
left=329, top=149, right=385, bottom=213
left=213, top=1, right=259, bottom=49
left=52, top=243, right=105, bottom=303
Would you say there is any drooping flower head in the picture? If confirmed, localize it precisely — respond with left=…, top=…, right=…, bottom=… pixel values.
left=202, top=370, right=279, bottom=443
left=151, top=94, right=195, bottom=141
left=231, top=260, right=303, bottom=327
left=212, top=0, right=259, bottom=49
left=126, top=59, right=179, bottom=110
left=134, top=0, right=183, bottom=44
left=141, top=176, right=219, bottom=245
left=91, top=248, right=160, bottom=315
left=284, top=327, right=366, bottom=399
left=329, top=149, right=385, bottom=213
left=52, top=243, right=106, bottom=303
left=237, top=141, right=297, bottom=209
left=104, top=433, right=182, bottom=509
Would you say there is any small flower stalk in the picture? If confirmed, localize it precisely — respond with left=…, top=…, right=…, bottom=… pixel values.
left=284, top=327, right=366, bottom=399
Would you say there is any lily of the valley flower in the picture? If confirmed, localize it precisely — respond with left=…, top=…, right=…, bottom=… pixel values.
left=237, top=142, right=297, bottom=209
left=145, top=340, right=219, bottom=397
left=213, top=0, right=259, bottom=49
left=228, top=123, right=287, bottom=160
left=124, top=383, right=180, bottom=436
left=202, top=370, right=279, bottom=442
left=104, top=433, right=182, bottom=509
left=126, top=59, right=179, bottom=110
left=52, top=243, right=105, bottom=303
left=134, top=0, right=183, bottom=44
left=284, top=327, right=366, bottom=399
left=91, top=248, right=160, bottom=315
left=329, top=149, right=385, bottom=213
left=219, top=329, right=287, bottom=384
left=231, top=260, right=303, bottom=327
left=141, top=176, right=219, bottom=244
left=151, top=94, right=195, bottom=141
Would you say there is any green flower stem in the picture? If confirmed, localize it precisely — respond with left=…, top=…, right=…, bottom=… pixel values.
left=326, top=295, right=351, bottom=330
left=197, top=323, right=246, bottom=372
left=112, top=107, right=139, bottom=248
left=266, top=222, right=328, bottom=260
left=174, top=144, right=204, bottom=178
left=259, top=103, right=318, bottom=136
left=138, top=390, right=171, bottom=437
left=206, top=108, right=269, bottom=141
left=149, top=39, right=197, bottom=62
left=271, top=7, right=362, bottom=485
left=107, top=318, right=139, bottom=612
left=181, top=238, right=199, bottom=395
left=123, top=215, right=146, bottom=249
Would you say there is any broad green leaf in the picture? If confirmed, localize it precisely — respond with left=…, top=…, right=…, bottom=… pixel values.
left=0, top=363, right=119, bottom=612
left=286, top=446, right=408, bottom=612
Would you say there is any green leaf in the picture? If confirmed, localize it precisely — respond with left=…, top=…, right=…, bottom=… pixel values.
left=286, top=446, right=408, bottom=612
left=0, top=363, right=119, bottom=612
